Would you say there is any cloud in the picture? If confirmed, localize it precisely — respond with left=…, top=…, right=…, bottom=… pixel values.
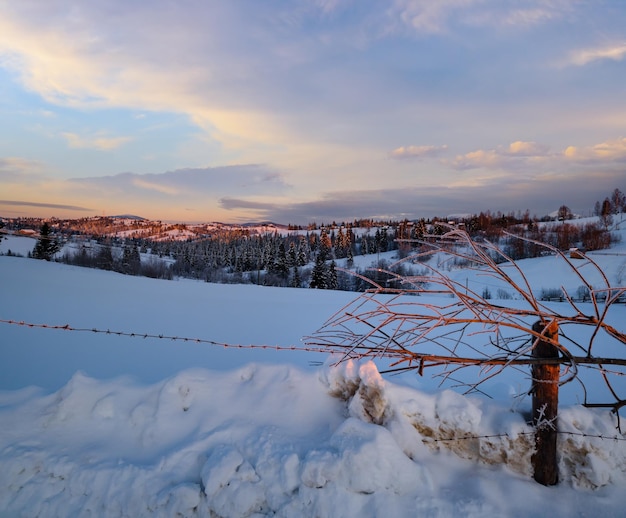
left=62, top=132, right=133, bottom=150
left=450, top=149, right=503, bottom=170
left=501, top=7, right=559, bottom=27
left=389, top=144, right=448, bottom=159
left=0, top=157, right=41, bottom=174
left=450, top=136, right=626, bottom=172
left=0, top=199, right=91, bottom=211
left=217, top=165, right=626, bottom=224
left=563, top=137, right=626, bottom=163
left=220, top=198, right=274, bottom=211
left=70, top=165, right=290, bottom=198
left=387, top=0, right=571, bottom=34
left=0, top=4, right=275, bottom=153
left=449, top=140, right=554, bottom=169
left=568, top=44, right=626, bottom=66
left=0, top=0, right=586, bottom=160
left=131, top=178, right=179, bottom=196
left=313, top=0, right=343, bottom=14
left=0, top=157, right=43, bottom=182
left=390, top=1, right=457, bottom=34
left=506, top=141, right=550, bottom=157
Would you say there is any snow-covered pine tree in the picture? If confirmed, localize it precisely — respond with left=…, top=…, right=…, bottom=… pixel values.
left=310, top=253, right=327, bottom=289
left=291, top=265, right=301, bottom=288
left=327, top=260, right=338, bottom=290
left=121, top=244, right=141, bottom=274
left=319, top=228, right=331, bottom=259
left=297, top=241, right=308, bottom=266
left=346, top=245, right=354, bottom=268
left=32, top=222, right=60, bottom=261
left=288, top=241, right=297, bottom=268
left=276, top=242, right=289, bottom=278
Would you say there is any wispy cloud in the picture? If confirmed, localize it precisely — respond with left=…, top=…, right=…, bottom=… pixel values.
left=132, top=178, right=179, bottom=195
left=70, top=165, right=290, bottom=197
left=501, top=7, right=559, bottom=27
left=387, top=0, right=571, bottom=34
left=0, top=157, right=43, bottom=182
left=567, top=43, right=626, bottom=66
left=62, top=132, right=133, bottom=150
left=0, top=199, right=91, bottom=211
left=219, top=198, right=275, bottom=211
left=389, top=144, right=448, bottom=160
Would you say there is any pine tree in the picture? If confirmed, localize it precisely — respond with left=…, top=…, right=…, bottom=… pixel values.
left=288, top=241, right=297, bottom=267
left=319, top=228, right=331, bottom=260
left=32, top=222, right=59, bottom=261
left=96, top=244, right=114, bottom=270
left=121, top=244, right=141, bottom=275
left=276, top=242, right=289, bottom=278
left=297, top=242, right=308, bottom=266
left=327, top=260, right=338, bottom=290
left=291, top=265, right=301, bottom=288
left=346, top=246, right=354, bottom=268
left=310, top=254, right=327, bottom=289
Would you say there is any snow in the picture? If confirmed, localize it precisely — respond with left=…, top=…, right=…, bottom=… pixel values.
left=0, top=234, right=36, bottom=256
left=1, top=229, right=626, bottom=517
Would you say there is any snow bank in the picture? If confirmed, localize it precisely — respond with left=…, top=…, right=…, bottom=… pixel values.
left=1, top=362, right=625, bottom=517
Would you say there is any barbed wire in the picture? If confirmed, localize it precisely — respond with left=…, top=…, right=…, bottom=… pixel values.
left=421, top=431, right=626, bottom=443
left=0, top=318, right=329, bottom=354
left=3, top=318, right=625, bottom=442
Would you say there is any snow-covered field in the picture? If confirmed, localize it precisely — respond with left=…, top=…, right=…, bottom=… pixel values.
left=1, top=230, right=626, bottom=517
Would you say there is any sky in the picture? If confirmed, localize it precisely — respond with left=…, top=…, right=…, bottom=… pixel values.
left=0, top=0, right=625, bottom=225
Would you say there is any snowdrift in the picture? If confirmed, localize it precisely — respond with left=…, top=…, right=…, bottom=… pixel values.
left=1, top=362, right=625, bottom=517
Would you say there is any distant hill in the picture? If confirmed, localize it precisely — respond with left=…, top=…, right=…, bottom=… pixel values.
left=110, top=214, right=146, bottom=221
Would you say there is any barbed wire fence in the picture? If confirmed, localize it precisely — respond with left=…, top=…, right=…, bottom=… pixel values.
left=424, top=431, right=626, bottom=442
left=2, top=317, right=625, bottom=448
left=0, top=318, right=329, bottom=353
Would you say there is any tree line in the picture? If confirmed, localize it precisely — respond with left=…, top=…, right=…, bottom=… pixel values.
left=8, top=186, right=624, bottom=290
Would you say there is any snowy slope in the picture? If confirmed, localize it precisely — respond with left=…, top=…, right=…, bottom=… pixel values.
left=1, top=229, right=626, bottom=517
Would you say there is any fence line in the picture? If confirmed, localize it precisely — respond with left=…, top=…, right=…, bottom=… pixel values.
left=3, top=317, right=625, bottom=443
left=0, top=318, right=328, bottom=354
left=422, top=431, right=626, bottom=443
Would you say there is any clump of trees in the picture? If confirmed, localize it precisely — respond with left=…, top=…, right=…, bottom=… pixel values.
left=59, top=241, right=172, bottom=279
left=593, top=188, right=625, bottom=230
left=502, top=221, right=615, bottom=261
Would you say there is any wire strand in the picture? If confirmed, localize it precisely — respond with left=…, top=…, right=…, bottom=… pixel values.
left=0, top=318, right=330, bottom=353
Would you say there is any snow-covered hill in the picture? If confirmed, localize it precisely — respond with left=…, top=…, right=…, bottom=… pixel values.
left=1, top=228, right=626, bottom=516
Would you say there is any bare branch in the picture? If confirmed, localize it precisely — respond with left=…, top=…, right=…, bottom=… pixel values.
left=306, top=230, right=626, bottom=413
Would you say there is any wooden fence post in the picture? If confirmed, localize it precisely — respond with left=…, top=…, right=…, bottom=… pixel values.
left=531, top=320, right=560, bottom=485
